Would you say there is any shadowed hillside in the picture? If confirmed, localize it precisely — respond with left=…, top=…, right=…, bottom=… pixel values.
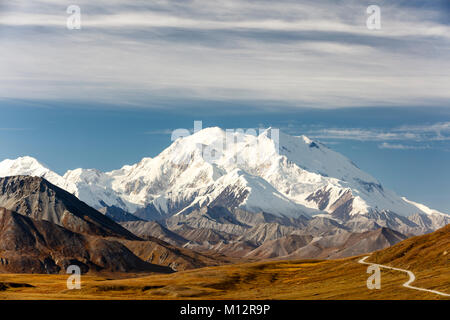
left=0, top=208, right=173, bottom=274
left=0, top=176, right=138, bottom=239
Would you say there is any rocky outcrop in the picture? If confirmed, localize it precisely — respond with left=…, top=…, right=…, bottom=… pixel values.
left=285, top=227, right=407, bottom=260
left=121, top=220, right=188, bottom=247
left=98, top=205, right=144, bottom=222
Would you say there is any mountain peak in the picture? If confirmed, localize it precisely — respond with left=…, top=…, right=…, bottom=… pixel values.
left=191, top=126, right=225, bottom=139
left=0, top=156, right=67, bottom=188
left=14, top=155, right=38, bottom=162
left=0, top=155, right=43, bottom=170
left=199, top=126, right=224, bottom=133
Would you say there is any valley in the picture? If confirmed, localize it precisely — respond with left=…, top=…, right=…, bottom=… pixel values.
left=0, top=255, right=448, bottom=300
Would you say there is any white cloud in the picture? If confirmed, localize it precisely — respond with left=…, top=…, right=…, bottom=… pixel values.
left=307, top=122, right=450, bottom=142
left=3, top=11, right=450, bottom=40
left=143, top=129, right=174, bottom=135
left=0, top=0, right=449, bottom=108
left=378, top=142, right=429, bottom=150
left=393, top=122, right=450, bottom=136
left=309, top=129, right=412, bottom=141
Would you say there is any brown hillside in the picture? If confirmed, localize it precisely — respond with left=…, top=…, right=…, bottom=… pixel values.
left=369, top=224, right=449, bottom=270
left=0, top=207, right=172, bottom=274
left=0, top=225, right=448, bottom=299
left=116, top=237, right=231, bottom=271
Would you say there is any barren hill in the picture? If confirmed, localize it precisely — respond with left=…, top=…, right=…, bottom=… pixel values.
left=0, top=207, right=172, bottom=274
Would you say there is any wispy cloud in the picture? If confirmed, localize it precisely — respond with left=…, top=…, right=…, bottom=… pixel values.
left=392, top=122, right=450, bottom=141
left=378, top=142, right=429, bottom=150
left=309, top=129, right=416, bottom=141
left=1, top=0, right=449, bottom=108
left=3, top=11, right=450, bottom=40
left=307, top=122, right=450, bottom=142
left=143, top=129, right=174, bottom=135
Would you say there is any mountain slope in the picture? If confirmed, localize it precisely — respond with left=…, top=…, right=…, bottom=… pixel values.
left=115, top=236, right=229, bottom=271
left=369, top=224, right=449, bottom=270
left=120, top=220, right=188, bottom=247
left=98, top=206, right=144, bottom=223
left=0, top=207, right=172, bottom=274
left=284, top=227, right=407, bottom=260
left=245, top=234, right=314, bottom=259
left=0, top=176, right=139, bottom=239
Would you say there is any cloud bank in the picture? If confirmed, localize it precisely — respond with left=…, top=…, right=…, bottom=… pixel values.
left=1, top=0, right=449, bottom=108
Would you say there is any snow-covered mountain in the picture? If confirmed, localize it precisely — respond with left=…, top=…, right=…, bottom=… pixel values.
left=0, top=156, right=68, bottom=188
left=0, top=128, right=448, bottom=234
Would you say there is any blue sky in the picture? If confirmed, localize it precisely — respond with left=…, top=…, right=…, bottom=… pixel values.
left=1, top=102, right=449, bottom=212
left=0, top=1, right=449, bottom=211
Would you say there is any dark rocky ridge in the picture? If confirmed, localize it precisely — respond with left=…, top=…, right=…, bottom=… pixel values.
left=0, top=176, right=139, bottom=240
left=0, top=207, right=172, bottom=274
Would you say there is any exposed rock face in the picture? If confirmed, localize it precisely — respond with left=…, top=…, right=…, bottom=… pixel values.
left=236, top=223, right=299, bottom=245
left=305, top=188, right=332, bottom=211
left=120, top=220, right=188, bottom=247
left=285, top=227, right=407, bottom=260
left=116, top=236, right=227, bottom=272
left=122, top=205, right=411, bottom=261
left=191, top=240, right=258, bottom=258
left=0, top=208, right=172, bottom=274
left=0, top=176, right=138, bottom=240
left=328, top=189, right=354, bottom=220
left=175, top=225, right=238, bottom=245
left=98, top=205, right=144, bottom=222
left=407, top=212, right=450, bottom=235
left=165, top=206, right=250, bottom=235
left=245, top=235, right=314, bottom=259
left=344, top=209, right=432, bottom=237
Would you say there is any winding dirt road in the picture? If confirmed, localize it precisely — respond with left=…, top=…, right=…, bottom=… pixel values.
left=358, top=256, right=450, bottom=297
